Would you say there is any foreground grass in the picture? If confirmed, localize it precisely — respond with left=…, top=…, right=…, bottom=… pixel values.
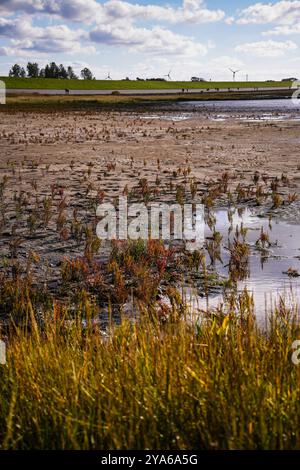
left=1, top=76, right=292, bottom=90
left=1, top=293, right=300, bottom=450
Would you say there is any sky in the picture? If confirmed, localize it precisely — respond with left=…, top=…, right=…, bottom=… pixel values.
left=0, top=0, right=300, bottom=80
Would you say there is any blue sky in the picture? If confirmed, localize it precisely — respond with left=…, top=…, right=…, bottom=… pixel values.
left=0, top=0, right=299, bottom=80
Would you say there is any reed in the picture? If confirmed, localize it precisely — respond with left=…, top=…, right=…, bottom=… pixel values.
left=0, top=288, right=300, bottom=450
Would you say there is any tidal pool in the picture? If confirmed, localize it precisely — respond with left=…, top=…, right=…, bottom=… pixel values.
left=184, top=207, right=300, bottom=320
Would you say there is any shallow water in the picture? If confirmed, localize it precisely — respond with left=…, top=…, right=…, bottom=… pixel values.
left=185, top=208, right=300, bottom=319
left=139, top=99, right=300, bottom=122
left=139, top=114, right=191, bottom=122
left=181, top=98, right=299, bottom=111
left=212, top=113, right=299, bottom=122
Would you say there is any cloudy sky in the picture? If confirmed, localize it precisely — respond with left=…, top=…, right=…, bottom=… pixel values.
left=0, top=0, right=299, bottom=80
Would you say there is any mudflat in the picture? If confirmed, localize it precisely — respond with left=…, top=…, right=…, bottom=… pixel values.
left=0, top=106, right=300, bottom=308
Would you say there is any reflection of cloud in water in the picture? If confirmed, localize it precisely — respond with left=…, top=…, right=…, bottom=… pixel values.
left=139, top=115, right=191, bottom=122
left=181, top=99, right=300, bottom=122
left=186, top=208, right=300, bottom=321
left=182, top=99, right=300, bottom=110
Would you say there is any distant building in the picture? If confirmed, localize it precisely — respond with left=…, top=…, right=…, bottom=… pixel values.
left=282, top=77, right=298, bottom=82
left=191, top=77, right=206, bottom=82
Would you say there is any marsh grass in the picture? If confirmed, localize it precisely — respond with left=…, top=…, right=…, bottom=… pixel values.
left=2, top=89, right=295, bottom=112
left=0, top=291, right=300, bottom=450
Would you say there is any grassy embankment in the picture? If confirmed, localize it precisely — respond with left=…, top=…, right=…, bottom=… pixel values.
left=1, top=76, right=292, bottom=90
left=0, top=77, right=293, bottom=110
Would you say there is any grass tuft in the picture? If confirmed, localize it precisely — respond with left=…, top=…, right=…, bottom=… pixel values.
left=0, top=292, right=300, bottom=450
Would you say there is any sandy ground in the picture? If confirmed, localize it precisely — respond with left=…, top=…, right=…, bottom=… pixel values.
left=0, top=108, right=300, bottom=293
left=1, top=110, right=300, bottom=179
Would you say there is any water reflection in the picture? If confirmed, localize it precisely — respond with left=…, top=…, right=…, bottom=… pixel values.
left=186, top=207, right=300, bottom=319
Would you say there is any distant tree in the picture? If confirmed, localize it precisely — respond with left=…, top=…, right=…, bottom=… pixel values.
left=67, top=66, right=78, bottom=79
left=44, top=65, right=50, bottom=78
left=27, top=62, right=39, bottom=78
left=9, top=64, right=26, bottom=78
left=44, top=62, right=59, bottom=78
left=58, top=64, right=68, bottom=79
left=80, top=67, right=94, bottom=80
left=11, top=61, right=80, bottom=80
left=50, top=62, right=59, bottom=78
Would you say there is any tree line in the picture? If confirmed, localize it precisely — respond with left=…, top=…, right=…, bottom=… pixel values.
left=9, top=62, right=95, bottom=80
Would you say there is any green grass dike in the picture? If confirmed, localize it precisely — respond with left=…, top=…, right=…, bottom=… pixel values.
left=0, top=76, right=292, bottom=90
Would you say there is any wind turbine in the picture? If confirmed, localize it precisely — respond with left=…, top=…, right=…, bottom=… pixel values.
left=229, top=68, right=240, bottom=82
left=164, top=70, right=172, bottom=81
left=105, top=72, right=112, bottom=80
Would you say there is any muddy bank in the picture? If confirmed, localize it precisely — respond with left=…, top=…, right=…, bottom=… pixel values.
left=0, top=106, right=299, bottom=324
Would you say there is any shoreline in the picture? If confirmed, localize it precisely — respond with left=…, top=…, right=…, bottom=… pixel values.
left=1, top=89, right=297, bottom=113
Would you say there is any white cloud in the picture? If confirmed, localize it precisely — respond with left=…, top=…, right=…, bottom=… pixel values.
left=0, top=0, right=225, bottom=25
left=237, top=1, right=300, bottom=25
left=225, top=16, right=235, bottom=25
left=0, top=0, right=102, bottom=23
left=0, top=14, right=208, bottom=57
left=90, top=23, right=209, bottom=56
left=237, top=2, right=300, bottom=39
left=101, top=0, right=225, bottom=25
left=0, top=1, right=225, bottom=57
left=0, top=17, right=35, bottom=39
left=235, top=39, right=297, bottom=57
left=0, top=17, right=94, bottom=55
left=263, top=24, right=300, bottom=35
